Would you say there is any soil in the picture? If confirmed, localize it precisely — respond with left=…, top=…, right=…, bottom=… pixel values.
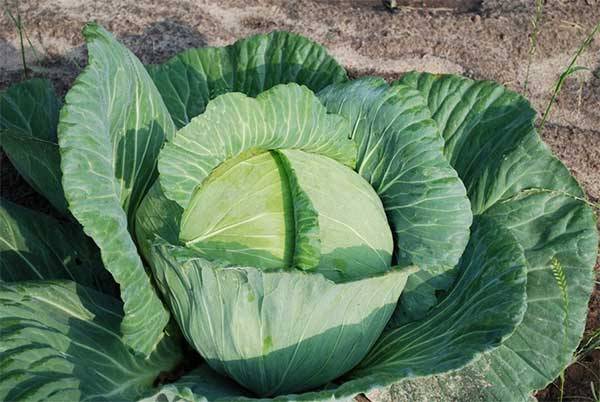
left=1, top=0, right=599, bottom=400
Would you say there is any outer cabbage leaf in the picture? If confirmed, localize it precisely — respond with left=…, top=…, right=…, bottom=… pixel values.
left=318, top=77, right=472, bottom=272
left=0, top=281, right=182, bottom=401
left=0, top=78, right=67, bottom=213
left=58, top=23, right=175, bottom=355
left=148, top=31, right=347, bottom=128
left=394, top=192, right=597, bottom=401
left=149, top=240, right=416, bottom=396
left=158, top=83, right=355, bottom=210
left=318, top=77, right=472, bottom=320
left=399, top=72, right=598, bottom=399
left=142, top=215, right=527, bottom=401
left=350, top=215, right=527, bottom=380
left=0, top=199, right=115, bottom=294
left=397, top=72, right=583, bottom=213
left=387, top=192, right=598, bottom=401
left=467, top=192, right=598, bottom=400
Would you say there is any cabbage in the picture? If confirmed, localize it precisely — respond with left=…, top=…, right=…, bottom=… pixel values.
left=0, top=23, right=597, bottom=401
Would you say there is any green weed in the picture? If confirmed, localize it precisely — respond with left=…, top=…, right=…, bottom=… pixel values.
left=539, top=21, right=600, bottom=131
left=4, top=0, right=42, bottom=78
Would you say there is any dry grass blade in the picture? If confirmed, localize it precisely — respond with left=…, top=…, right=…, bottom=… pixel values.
left=524, top=0, right=544, bottom=91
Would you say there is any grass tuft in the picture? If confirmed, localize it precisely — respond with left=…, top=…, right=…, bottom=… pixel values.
left=4, top=0, right=42, bottom=78
left=539, top=21, right=600, bottom=131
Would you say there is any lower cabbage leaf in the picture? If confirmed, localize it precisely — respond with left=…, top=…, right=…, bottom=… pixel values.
left=0, top=79, right=67, bottom=214
left=0, top=281, right=182, bottom=401
left=0, top=199, right=116, bottom=294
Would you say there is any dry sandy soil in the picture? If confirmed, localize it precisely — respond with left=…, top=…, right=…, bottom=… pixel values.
left=1, top=0, right=599, bottom=400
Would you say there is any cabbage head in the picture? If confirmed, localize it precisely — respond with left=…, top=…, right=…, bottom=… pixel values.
left=0, top=23, right=597, bottom=402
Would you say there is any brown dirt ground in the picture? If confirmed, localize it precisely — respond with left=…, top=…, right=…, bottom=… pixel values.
left=1, top=0, right=599, bottom=400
